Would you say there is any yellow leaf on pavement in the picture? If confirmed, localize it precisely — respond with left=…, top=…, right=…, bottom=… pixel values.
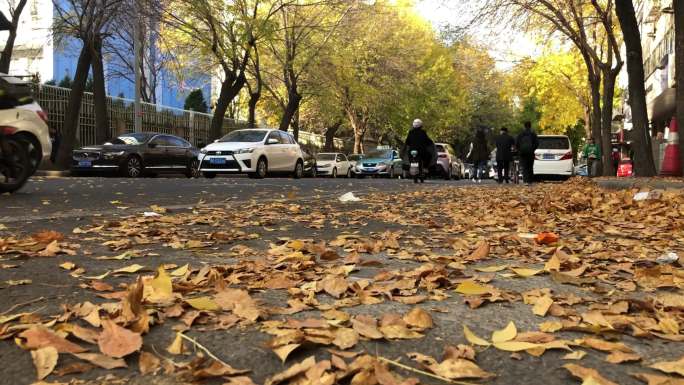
left=544, top=254, right=561, bottom=272
left=112, top=264, right=145, bottom=274
left=167, top=332, right=184, bottom=355
left=563, top=364, right=619, bottom=385
left=170, top=264, right=189, bottom=277
left=632, top=372, right=684, bottom=385
left=463, top=325, right=490, bottom=346
left=539, top=321, right=563, bottom=333
left=59, top=262, right=76, bottom=270
left=474, top=265, right=508, bottom=273
left=31, top=346, right=58, bottom=380
left=273, top=344, right=300, bottom=363
left=511, top=268, right=543, bottom=278
left=563, top=351, right=587, bottom=360
left=185, top=296, right=220, bottom=311
left=492, top=322, right=517, bottom=343
left=455, top=281, right=490, bottom=295
left=533, top=295, right=554, bottom=317
left=429, top=358, right=495, bottom=380
left=492, top=341, right=541, bottom=352
left=147, top=265, right=173, bottom=302
left=605, top=351, right=641, bottom=364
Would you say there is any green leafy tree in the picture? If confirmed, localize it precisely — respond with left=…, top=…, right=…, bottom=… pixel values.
left=58, top=75, right=73, bottom=89
left=184, top=89, right=208, bottom=113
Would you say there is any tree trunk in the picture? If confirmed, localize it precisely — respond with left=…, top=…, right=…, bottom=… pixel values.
left=601, top=71, right=618, bottom=176
left=91, top=36, right=109, bottom=145
left=278, top=91, right=302, bottom=134
left=676, top=0, right=684, bottom=175
left=0, top=0, right=28, bottom=73
left=210, top=73, right=246, bottom=140
left=589, top=76, right=603, bottom=148
left=55, top=45, right=93, bottom=169
left=324, top=121, right=342, bottom=151
left=615, top=0, right=656, bottom=176
left=248, top=91, right=260, bottom=128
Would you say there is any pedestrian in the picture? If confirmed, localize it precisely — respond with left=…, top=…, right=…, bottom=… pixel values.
left=50, top=127, right=61, bottom=165
left=494, top=127, right=515, bottom=183
left=611, top=147, right=620, bottom=176
left=516, top=121, right=538, bottom=185
left=467, top=129, right=489, bottom=183
left=582, top=137, right=601, bottom=177
left=402, top=119, right=436, bottom=180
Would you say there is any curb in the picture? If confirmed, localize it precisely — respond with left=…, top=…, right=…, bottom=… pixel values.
left=35, top=170, right=70, bottom=177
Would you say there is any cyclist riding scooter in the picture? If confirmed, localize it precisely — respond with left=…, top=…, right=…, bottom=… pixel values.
left=402, top=119, right=436, bottom=183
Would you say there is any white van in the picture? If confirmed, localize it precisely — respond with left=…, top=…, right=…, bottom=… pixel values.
left=534, top=135, right=574, bottom=178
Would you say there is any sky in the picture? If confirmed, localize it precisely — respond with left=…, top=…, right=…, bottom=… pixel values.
left=414, top=0, right=542, bottom=70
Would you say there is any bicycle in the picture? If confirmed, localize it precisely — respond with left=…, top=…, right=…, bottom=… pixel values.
left=510, top=155, right=520, bottom=185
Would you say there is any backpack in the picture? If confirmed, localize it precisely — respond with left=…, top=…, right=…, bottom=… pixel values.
left=518, top=133, right=534, bottom=155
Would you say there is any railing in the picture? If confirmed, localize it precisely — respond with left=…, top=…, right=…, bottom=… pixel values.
left=644, top=25, right=675, bottom=78
left=33, top=85, right=248, bottom=148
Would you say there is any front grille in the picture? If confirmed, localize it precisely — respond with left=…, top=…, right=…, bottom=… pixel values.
left=201, top=160, right=240, bottom=170
left=206, top=150, right=234, bottom=156
left=73, top=152, right=101, bottom=160
left=362, top=163, right=377, bottom=167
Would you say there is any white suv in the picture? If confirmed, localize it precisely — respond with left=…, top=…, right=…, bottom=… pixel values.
left=198, top=129, right=304, bottom=179
left=0, top=73, right=51, bottom=173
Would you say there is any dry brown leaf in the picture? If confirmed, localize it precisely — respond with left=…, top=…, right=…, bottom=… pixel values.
left=19, top=327, right=87, bottom=353
left=563, top=351, right=587, bottom=360
left=402, top=307, right=433, bottom=330
left=222, top=377, right=258, bottom=385
left=31, top=347, right=58, bottom=380
left=265, top=356, right=316, bottom=385
left=273, top=344, right=300, bottom=363
left=563, top=364, right=619, bottom=385
left=429, top=358, right=495, bottom=380
left=650, top=356, right=684, bottom=377
left=97, top=319, right=142, bottom=358
left=321, top=276, right=348, bottom=298
left=466, top=241, right=489, bottom=261
left=533, top=295, right=554, bottom=317
left=352, top=316, right=383, bottom=340
left=379, top=324, right=423, bottom=339
left=605, top=351, right=641, bottom=364
left=138, top=351, right=161, bottom=375
left=73, top=352, right=127, bottom=369
left=632, top=372, right=684, bottom=385
left=580, top=337, right=633, bottom=353
left=194, top=360, right=250, bottom=378
left=167, top=332, right=185, bottom=355
left=333, top=328, right=359, bottom=350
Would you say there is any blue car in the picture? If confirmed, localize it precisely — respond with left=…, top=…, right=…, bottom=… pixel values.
left=353, top=148, right=403, bottom=178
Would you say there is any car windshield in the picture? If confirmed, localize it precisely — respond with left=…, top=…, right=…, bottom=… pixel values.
left=219, top=130, right=268, bottom=143
left=538, top=137, right=570, bottom=150
left=365, top=150, right=392, bottom=159
left=348, top=155, right=363, bottom=161
left=107, top=133, right=153, bottom=145
left=316, top=154, right=336, bottom=161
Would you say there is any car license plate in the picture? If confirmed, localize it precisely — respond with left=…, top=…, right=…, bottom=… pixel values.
left=210, top=157, right=226, bottom=165
left=410, top=163, right=419, bottom=167
left=543, top=154, right=555, bottom=160
left=78, top=160, right=92, bottom=167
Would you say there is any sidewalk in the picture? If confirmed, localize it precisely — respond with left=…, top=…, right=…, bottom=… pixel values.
left=595, top=176, right=684, bottom=190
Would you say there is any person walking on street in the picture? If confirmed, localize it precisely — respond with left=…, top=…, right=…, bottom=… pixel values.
left=467, top=129, right=489, bottom=183
left=403, top=119, right=436, bottom=180
left=582, top=138, right=601, bottom=177
left=516, top=121, right=538, bottom=186
left=495, top=127, right=515, bottom=183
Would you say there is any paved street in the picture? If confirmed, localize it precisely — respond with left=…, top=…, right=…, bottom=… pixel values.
left=0, top=176, right=683, bottom=385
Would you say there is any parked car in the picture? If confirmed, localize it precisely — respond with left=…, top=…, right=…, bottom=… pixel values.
left=316, top=152, right=352, bottom=178
left=348, top=154, right=364, bottom=177
left=435, top=143, right=463, bottom=180
left=198, top=129, right=304, bottom=179
left=301, top=149, right=317, bottom=177
left=0, top=73, right=51, bottom=173
left=534, top=135, right=574, bottom=178
left=354, top=148, right=402, bottom=178
left=72, top=132, right=200, bottom=178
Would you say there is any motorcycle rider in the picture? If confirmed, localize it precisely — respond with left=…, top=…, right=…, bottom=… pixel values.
left=402, top=119, right=436, bottom=182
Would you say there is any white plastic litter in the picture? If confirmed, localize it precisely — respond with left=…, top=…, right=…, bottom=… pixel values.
left=143, top=212, right=162, bottom=217
left=339, top=192, right=361, bottom=202
left=656, top=252, right=679, bottom=264
left=633, top=190, right=662, bottom=201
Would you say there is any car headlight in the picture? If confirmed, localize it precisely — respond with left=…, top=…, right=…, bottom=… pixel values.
left=200, top=148, right=208, bottom=154
left=235, top=148, right=255, bottom=154
left=377, top=162, right=387, bottom=167
left=103, top=151, right=125, bottom=159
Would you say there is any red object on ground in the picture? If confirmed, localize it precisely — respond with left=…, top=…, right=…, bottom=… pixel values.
left=617, top=161, right=633, bottom=177
left=535, top=232, right=559, bottom=245
left=660, top=118, right=682, bottom=176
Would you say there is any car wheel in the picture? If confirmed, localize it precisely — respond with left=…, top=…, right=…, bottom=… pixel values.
left=293, top=160, right=303, bottom=179
left=16, top=135, right=41, bottom=175
left=124, top=156, right=143, bottom=178
left=254, top=157, right=267, bottom=179
left=203, top=172, right=217, bottom=179
left=444, top=167, right=451, bottom=180
left=187, top=159, right=201, bottom=178
left=331, top=167, right=337, bottom=178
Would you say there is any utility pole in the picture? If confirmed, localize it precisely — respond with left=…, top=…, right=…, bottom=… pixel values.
left=134, top=1, right=142, bottom=132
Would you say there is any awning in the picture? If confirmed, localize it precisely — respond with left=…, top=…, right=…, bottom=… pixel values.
left=649, top=87, right=676, bottom=123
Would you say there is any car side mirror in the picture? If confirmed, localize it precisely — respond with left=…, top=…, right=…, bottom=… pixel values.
left=267, top=138, right=279, bottom=145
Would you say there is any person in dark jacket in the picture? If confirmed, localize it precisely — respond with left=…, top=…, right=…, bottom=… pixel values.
left=495, top=127, right=515, bottom=183
left=403, top=119, right=436, bottom=172
left=467, top=129, right=489, bottom=183
left=516, top=121, right=539, bottom=185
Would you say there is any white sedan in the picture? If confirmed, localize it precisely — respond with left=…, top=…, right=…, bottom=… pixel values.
left=534, top=135, right=574, bottom=178
left=315, top=153, right=352, bottom=178
left=198, top=129, right=304, bottom=179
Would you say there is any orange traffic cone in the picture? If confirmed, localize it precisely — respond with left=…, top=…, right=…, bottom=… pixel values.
left=660, top=118, right=682, bottom=176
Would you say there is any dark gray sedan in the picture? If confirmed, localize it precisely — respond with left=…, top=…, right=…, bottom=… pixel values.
left=71, top=132, right=201, bottom=178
